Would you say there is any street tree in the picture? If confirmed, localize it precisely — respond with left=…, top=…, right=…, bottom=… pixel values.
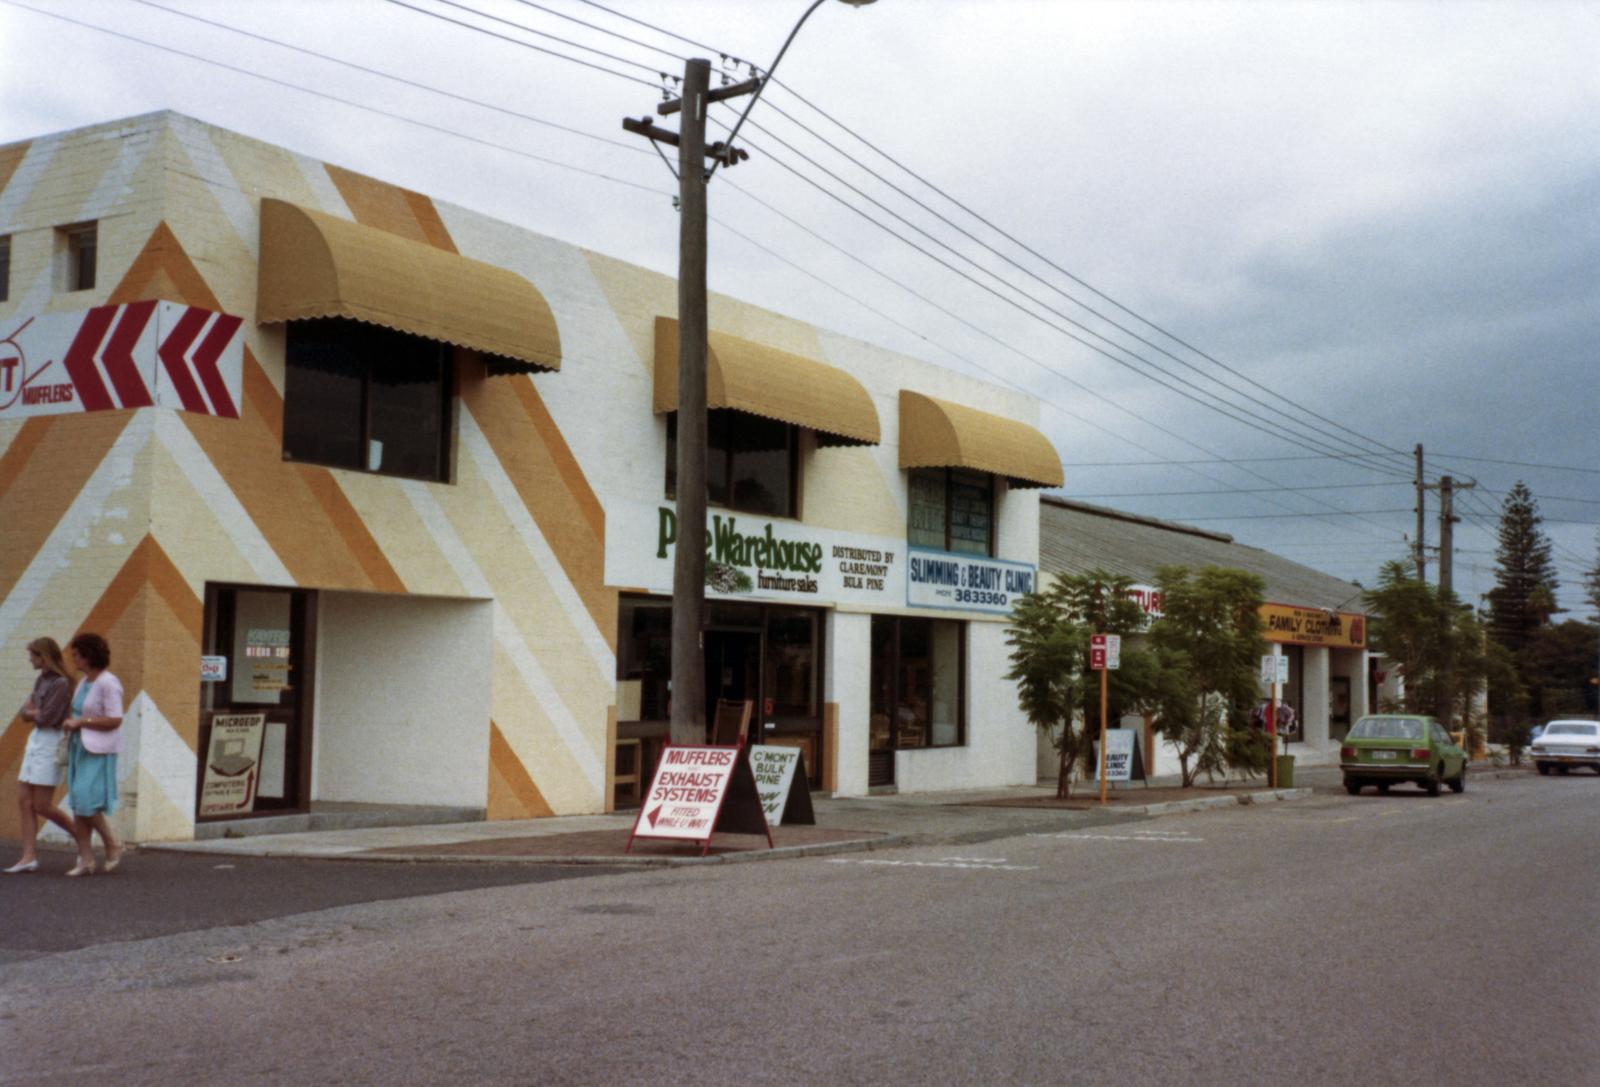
left=1521, top=620, right=1600, bottom=718
left=1486, top=481, right=1560, bottom=655
left=1006, top=571, right=1151, bottom=798
left=1146, top=565, right=1266, bottom=787
left=1363, top=560, right=1501, bottom=727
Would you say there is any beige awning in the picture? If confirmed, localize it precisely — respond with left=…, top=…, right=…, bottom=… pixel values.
left=257, top=198, right=560, bottom=374
left=898, top=390, right=1063, bottom=489
left=653, top=317, right=879, bottom=446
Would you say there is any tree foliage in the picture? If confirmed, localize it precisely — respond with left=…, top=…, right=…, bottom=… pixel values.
left=1146, top=565, right=1266, bottom=787
left=1363, top=560, right=1498, bottom=725
left=1005, top=571, right=1152, bottom=798
left=1584, top=531, right=1600, bottom=624
left=1486, top=482, right=1560, bottom=655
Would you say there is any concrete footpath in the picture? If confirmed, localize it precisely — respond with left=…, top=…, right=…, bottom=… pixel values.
left=144, top=763, right=1529, bottom=868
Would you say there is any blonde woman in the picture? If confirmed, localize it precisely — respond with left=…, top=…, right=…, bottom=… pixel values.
left=4, top=638, right=77, bottom=874
left=61, top=632, right=124, bottom=877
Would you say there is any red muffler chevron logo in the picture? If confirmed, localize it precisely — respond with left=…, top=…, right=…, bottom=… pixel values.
left=50, top=302, right=241, bottom=418
left=158, top=307, right=241, bottom=417
left=62, top=301, right=158, bottom=411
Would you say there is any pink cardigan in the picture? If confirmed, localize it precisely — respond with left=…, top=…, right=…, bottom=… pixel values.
left=74, top=672, right=125, bottom=755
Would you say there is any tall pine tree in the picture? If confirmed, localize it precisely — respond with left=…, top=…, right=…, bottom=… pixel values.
left=1584, top=530, right=1600, bottom=623
left=1486, top=481, right=1560, bottom=654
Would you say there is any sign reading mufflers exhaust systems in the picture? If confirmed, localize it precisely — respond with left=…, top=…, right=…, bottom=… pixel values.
left=906, top=547, right=1036, bottom=616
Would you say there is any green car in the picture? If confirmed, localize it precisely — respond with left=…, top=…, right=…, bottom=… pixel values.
left=1340, top=714, right=1468, bottom=796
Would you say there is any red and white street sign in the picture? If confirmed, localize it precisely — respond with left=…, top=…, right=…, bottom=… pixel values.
left=1090, top=633, right=1121, bottom=671
left=630, top=744, right=742, bottom=843
left=0, top=302, right=243, bottom=421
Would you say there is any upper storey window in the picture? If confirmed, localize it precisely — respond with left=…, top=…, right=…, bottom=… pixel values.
left=282, top=318, right=452, bottom=483
left=908, top=467, right=995, bottom=556
left=60, top=222, right=96, bottom=292
left=667, top=409, right=799, bottom=519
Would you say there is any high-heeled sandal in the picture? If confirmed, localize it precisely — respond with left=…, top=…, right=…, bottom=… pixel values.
left=104, top=848, right=123, bottom=873
left=65, top=861, right=96, bottom=878
left=3, top=859, right=40, bottom=874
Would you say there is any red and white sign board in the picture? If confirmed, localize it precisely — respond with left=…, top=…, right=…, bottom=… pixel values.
left=628, top=743, right=772, bottom=855
left=1090, top=633, right=1121, bottom=671
left=0, top=302, right=243, bottom=421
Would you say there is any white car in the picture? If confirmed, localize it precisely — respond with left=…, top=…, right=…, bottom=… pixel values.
left=1530, top=720, right=1600, bottom=776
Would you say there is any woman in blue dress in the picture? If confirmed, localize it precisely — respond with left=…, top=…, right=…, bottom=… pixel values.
left=61, top=632, right=125, bottom=877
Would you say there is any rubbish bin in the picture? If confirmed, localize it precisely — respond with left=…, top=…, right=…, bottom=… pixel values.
left=1273, top=754, right=1295, bottom=789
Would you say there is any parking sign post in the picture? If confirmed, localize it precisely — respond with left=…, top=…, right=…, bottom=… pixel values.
left=1092, top=635, right=1121, bottom=805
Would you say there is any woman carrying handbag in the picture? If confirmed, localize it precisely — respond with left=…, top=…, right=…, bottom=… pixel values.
left=61, top=632, right=125, bottom=877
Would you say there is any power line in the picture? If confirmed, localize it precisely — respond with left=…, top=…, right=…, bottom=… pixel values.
left=763, top=78, right=1418, bottom=471
left=715, top=176, right=1403, bottom=540
left=1067, top=481, right=1411, bottom=499
left=749, top=94, right=1408, bottom=476
left=0, top=1, right=670, bottom=192
left=385, top=0, right=664, bottom=84
left=727, top=108, right=1409, bottom=476
left=1427, top=454, right=1600, bottom=475
left=124, top=0, right=649, bottom=155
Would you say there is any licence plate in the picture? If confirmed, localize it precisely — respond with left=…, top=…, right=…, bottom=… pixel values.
left=1372, top=751, right=1397, bottom=760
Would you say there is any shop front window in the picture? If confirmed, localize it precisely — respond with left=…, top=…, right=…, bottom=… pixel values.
left=908, top=467, right=994, bottom=555
left=764, top=610, right=817, bottom=718
left=666, top=409, right=798, bottom=518
left=870, top=615, right=964, bottom=749
left=617, top=598, right=672, bottom=722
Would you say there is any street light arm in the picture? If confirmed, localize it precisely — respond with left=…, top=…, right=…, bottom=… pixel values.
left=707, top=0, right=829, bottom=179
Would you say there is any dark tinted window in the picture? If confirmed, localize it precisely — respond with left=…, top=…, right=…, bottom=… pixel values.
left=283, top=319, right=450, bottom=482
left=667, top=409, right=797, bottom=518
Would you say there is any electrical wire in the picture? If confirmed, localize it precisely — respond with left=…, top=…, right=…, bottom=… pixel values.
left=728, top=109, right=1410, bottom=476
left=385, top=0, right=665, bottom=83
left=764, top=78, right=1420, bottom=470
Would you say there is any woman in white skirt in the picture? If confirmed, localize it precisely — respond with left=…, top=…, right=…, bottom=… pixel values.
left=5, top=637, right=77, bottom=873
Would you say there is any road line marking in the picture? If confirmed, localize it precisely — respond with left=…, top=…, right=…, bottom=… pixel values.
left=827, top=858, right=1039, bottom=871
left=1028, top=832, right=1204, bottom=843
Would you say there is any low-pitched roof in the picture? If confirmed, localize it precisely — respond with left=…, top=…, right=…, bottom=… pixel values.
left=1039, top=497, right=1368, bottom=613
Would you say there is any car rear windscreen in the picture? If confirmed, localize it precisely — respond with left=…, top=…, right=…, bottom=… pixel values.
left=1350, top=717, right=1424, bottom=740
left=1546, top=724, right=1598, bottom=736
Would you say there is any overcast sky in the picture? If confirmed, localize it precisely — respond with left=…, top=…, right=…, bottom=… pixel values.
left=4, top=0, right=1597, bottom=616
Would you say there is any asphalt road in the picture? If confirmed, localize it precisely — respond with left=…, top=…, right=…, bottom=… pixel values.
left=0, top=849, right=627, bottom=962
left=3, top=773, right=1596, bottom=1086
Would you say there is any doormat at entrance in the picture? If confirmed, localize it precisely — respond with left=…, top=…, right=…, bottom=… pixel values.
left=362, top=825, right=884, bottom=859
left=964, top=784, right=1274, bottom=811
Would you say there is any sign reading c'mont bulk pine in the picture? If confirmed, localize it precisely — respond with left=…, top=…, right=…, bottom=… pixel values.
left=0, top=302, right=244, bottom=420
left=1260, top=603, right=1366, bottom=648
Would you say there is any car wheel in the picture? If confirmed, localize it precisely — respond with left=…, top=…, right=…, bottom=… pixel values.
left=1425, top=766, right=1442, bottom=796
left=1377, top=782, right=1391, bottom=793
left=1537, top=763, right=1551, bottom=775
left=1557, top=765, right=1570, bottom=775
left=1449, top=764, right=1467, bottom=793
left=1344, top=780, right=1362, bottom=796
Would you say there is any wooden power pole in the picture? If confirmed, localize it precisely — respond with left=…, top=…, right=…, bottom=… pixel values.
left=623, top=60, right=756, bottom=745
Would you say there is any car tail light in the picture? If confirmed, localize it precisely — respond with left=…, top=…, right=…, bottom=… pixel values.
left=1587, top=747, right=1600, bottom=754
left=1531, top=745, right=1546, bottom=753
left=1410, top=748, right=1430, bottom=761
left=1340, top=746, right=1355, bottom=760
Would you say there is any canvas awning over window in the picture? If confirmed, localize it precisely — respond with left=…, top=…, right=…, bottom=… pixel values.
left=256, top=198, right=560, bottom=374
left=653, top=316, right=879, bottom=447
left=898, top=390, right=1063, bottom=489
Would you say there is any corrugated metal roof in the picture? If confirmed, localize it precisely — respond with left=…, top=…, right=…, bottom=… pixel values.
left=1040, top=497, right=1368, bottom=612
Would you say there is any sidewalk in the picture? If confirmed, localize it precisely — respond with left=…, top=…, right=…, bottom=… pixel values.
left=141, top=762, right=1532, bottom=868
left=145, top=774, right=1324, bottom=868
